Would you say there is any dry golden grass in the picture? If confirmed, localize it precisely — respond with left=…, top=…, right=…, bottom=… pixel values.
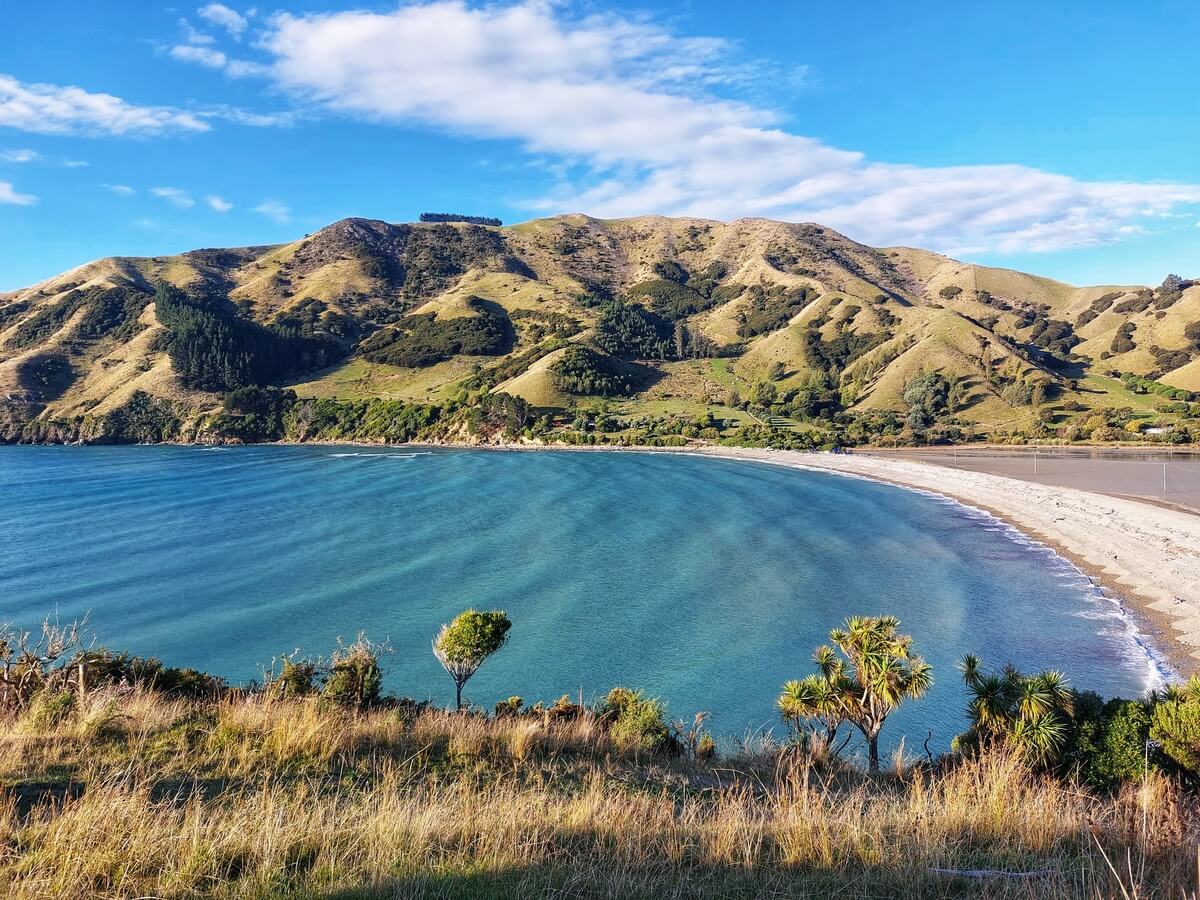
left=1, top=688, right=1197, bottom=899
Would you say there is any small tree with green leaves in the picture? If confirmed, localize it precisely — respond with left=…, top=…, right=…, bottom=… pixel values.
left=779, top=615, right=932, bottom=772
left=600, top=687, right=676, bottom=754
left=956, top=655, right=1074, bottom=767
left=778, top=645, right=850, bottom=751
left=1151, top=675, right=1200, bottom=773
left=432, top=610, right=511, bottom=710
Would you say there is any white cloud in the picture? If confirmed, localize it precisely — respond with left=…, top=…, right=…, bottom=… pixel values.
left=178, top=17, right=217, bottom=45
left=0, top=74, right=209, bottom=136
left=198, top=3, right=248, bottom=38
left=170, top=44, right=229, bottom=69
left=224, top=59, right=269, bottom=78
left=0, top=181, right=36, bottom=205
left=206, top=194, right=233, bottom=212
left=204, top=105, right=293, bottom=126
left=253, top=199, right=290, bottom=223
left=151, top=186, right=195, bottom=208
left=168, top=44, right=267, bottom=78
left=103, top=184, right=136, bottom=196
left=259, top=2, right=1200, bottom=256
left=1, top=148, right=39, bottom=163
left=1, top=148, right=89, bottom=167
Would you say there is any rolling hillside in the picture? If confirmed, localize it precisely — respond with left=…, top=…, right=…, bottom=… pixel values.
left=1, top=214, right=1197, bottom=446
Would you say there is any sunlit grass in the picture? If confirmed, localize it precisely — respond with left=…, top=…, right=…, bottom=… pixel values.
left=1, top=688, right=1196, bottom=898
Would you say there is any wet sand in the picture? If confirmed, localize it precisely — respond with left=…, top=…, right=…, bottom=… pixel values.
left=863, top=446, right=1200, bottom=514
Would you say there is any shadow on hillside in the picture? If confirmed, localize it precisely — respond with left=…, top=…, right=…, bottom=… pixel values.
left=6, top=775, right=245, bottom=818
left=314, top=859, right=1104, bottom=900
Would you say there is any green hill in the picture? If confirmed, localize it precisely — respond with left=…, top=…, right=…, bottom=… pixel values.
left=1, top=215, right=1197, bottom=447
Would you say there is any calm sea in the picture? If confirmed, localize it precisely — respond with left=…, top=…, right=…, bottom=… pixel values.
left=0, top=446, right=1165, bottom=751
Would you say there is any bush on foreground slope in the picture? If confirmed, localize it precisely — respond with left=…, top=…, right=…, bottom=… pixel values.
left=2, top=686, right=1198, bottom=899
left=2, top=615, right=1199, bottom=898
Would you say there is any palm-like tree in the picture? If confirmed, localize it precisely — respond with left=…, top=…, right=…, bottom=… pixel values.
left=1151, top=674, right=1200, bottom=704
left=779, top=615, right=932, bottom=772
left=778, top=649, right=851, bottom=748
left=958, top=654, right=1073, bottom=766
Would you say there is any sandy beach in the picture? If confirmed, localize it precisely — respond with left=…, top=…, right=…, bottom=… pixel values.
left=693, top=446, right=1200, bottom=675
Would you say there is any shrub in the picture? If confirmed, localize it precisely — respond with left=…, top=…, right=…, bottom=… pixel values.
left=736, top=286, right=816, bottom=338
left=1110, top=323, right=1136, bottom=354
left=322, top=636, right=384, bottom=710
left=269, top=653, right=323, bottom=699
left=600, top=687, right=676, bottom=754
left=1067, top=698, right=1155, bottom=787
left=1151, top=677, right=1200, bottom=773
left=103, top=391, right=183, bottom=443
left=494, top=696, right=524, bottom=718
left=24, top=688, right=75, bottom=730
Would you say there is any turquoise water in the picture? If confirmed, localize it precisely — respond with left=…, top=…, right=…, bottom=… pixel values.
left=0, top=446, right=1162, bottom=751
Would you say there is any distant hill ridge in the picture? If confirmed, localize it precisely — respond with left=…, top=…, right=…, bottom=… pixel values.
left=1, top=214, right=1197, bottom=445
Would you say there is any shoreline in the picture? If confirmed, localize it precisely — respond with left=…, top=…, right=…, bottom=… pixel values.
left=9, top=439, right=1197, bottom=679
left=686, top=447, right=1199, bottom=679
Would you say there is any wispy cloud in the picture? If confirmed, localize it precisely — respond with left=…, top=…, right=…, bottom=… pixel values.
left=256, top=1, right=1200, bottom=255
left=167, top=42, right=267, bottom=78
left=103, top=184, right=136, bottom=196
left=253, top=199, right=290, bottom=223
left=1, top=148, right=39, bottom=163
left=1, top=148, right=89, bottom=167
left=198, top=3, right=248, bottom=39
left=203, top=105, right=295, bottom=127
left=206, top=194, right=233, bottom=212
left=151, top=186, right=195, bottom=209
left=0, top=181, right=36, bottom=205
left=0, top=74, right=208, bottom=137
left=169, top=44, right=229, bottom=70
left=178, top=17, right=217, bottom=46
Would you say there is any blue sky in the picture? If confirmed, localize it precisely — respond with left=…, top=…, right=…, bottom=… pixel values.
left=1, top=0, right=1198, bottom=290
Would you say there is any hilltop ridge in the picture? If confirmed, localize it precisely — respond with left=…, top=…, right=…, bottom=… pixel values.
left=1, top=214, right=1197, bottom=446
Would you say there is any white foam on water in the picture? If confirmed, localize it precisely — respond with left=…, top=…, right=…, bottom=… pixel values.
left=325, top=451, right=432, bottom=460
left=728, top=454, right=1178, bottom=693
left=945, top=502, right=1174, bottom=692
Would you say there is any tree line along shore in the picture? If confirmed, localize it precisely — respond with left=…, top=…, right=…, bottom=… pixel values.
left=2, top=610, right=1199, bottom=898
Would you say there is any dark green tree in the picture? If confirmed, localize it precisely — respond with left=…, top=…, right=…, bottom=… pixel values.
left=780, top=616, right=932, bottom=772
left=432, top=610, right=512, bottom=710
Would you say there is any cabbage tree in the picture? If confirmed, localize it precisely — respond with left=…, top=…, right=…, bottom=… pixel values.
left=956, top=655, right=1073, bottom=766
left=779, top=615, right=932, bottom=772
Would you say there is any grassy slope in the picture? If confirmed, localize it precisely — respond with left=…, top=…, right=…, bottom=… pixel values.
left=2, top=215, right=1197, bottom=439
left=288, top=357, right=478, bottom=403
left=2, top=688, right=1194, bottom=899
